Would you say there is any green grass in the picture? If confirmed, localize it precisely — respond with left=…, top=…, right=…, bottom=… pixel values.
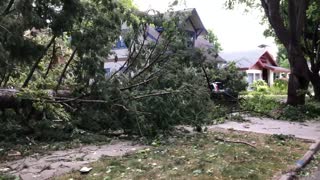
left=0, top=174, right=16, bottom=180
left=56, top=131, right=310, bottom=180
left=297, top=151, right=320, bottom=178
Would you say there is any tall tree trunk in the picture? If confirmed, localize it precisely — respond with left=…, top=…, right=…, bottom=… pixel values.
left=287, top=49, right=310, bottom=105
left=310, top=72, right=320, bottom=100
left=260, top=0, right=310, bottom=105
left=287, top=74, right=309, bottom=105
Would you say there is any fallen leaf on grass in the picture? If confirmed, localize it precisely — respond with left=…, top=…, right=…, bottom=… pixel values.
left=80, top=167, right=92, bottom=173
left=193, top=169, right=202, bottom=175
left=0, top=167, right=10, bottom=172
left=7, top=151, right=21, bottom=157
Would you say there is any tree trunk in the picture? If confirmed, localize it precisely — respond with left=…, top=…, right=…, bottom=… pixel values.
left=287, top=49, right=310, bottom=105
left=0, top=89, right=71, bottom=109
left=310, top=72, right=320, bottom=100
left=287, top=74, right=309, bottom=105
left=22, top=35, right=56, bottom=88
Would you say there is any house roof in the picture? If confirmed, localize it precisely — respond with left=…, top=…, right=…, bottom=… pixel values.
left=265, top=64, right=290, bottom=73
left=220, top=49, right=267, bottom=69
left=165, top=8, right=207, bottom=36
left=194, top=36, right=212, bottom=49
left=195, top=36, right=226, bottom=63
left=220, top=49, right=290, bottom=73
left=221, top=49, right=278, bottom=67
left=183, top=8, right=208, bottom=36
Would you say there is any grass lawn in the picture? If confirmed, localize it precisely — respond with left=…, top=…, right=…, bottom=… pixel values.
left=56, top=130, right=310, bottom=180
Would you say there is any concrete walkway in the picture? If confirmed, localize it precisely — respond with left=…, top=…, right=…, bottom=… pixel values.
left=210, top=117, right=320, bottom=141
left=209, top=117, right=320, bottom=180
left=2, top=117, right=320, bottom=180
left=302, top=171, right=320, bottom=180
left=0, top=141, right=146, bottom=180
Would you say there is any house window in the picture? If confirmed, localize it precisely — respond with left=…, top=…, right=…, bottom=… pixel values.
left=105, top=68, right=111, bottom=74
left=114, top=36, right=127, bottom=49
left=155, top=27, right=164, bottom=33
left=105, top=68, right=111, bottom=77
left=248, top=73, right=254, bottom=84
left=255, top=73, right=261, bottom=81
left=186, top=31, right=196, bottom=48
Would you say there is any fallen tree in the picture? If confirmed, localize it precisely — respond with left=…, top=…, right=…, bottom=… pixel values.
left=0, top=0, right=247, bottom=142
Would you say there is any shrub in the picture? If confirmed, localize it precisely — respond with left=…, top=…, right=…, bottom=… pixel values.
left=251, top=80, right=269, bottom=92
left=241, top=94, right=281, bottom=115
left=278, top=101, right=320, bottom=121
left=256, top=85, right=269, bottom=93
left=270, top=79, right=288, bottom=95
left=242, top=95, right=320, bottom=121
left=208, top=62, right=247, bottom=94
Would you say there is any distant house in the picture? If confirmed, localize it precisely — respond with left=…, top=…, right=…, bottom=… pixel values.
left=105, top=8, right=224, bottom=75
left=194, top=36, right=226, bottom=67
left=220, top=49, right=290, bottom=86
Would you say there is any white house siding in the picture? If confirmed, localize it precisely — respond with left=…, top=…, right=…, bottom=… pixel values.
left=105, top=9, right=207, bottom=76
left=268, top=70, right=274, bottom=86
left=245, top=69, right=262, bottom=86
left=104, top=61, right=126, bottom=76
left=109, top=48, right=129, bottom=59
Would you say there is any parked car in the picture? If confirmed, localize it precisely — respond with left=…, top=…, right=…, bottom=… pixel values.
left=210, top=82, right=238, bottom=101
left=210, top=82, right=224, bottom=93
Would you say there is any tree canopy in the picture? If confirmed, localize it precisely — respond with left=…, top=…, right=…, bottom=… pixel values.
left=227, top=0, right=320, bottom=105
left=0, top=0, right=247, bottom=141
left=205, top=29, right=223, bottom=52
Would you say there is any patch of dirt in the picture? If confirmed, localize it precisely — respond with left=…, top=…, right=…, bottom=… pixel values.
left=0, top=140, right=147, bottom=180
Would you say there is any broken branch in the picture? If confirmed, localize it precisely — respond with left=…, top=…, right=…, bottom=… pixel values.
left=214, top=137, right=257, bottom=149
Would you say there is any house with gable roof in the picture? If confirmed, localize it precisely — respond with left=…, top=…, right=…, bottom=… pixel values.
left=220, top=49, right=290, bottom=86
left=104, top=8, right=224, bottom=74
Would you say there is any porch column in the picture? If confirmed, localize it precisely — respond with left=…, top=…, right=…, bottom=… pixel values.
left=268, top=70, right=274, bottom=86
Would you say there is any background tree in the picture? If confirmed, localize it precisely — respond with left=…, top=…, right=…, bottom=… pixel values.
left=275, top=45, right=289, bottom=69
left=227, top=0, right=320, bottom=105
left=205, top=29, right=223, bottom=52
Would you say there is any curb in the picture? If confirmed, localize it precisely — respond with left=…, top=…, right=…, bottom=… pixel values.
left=279, top=140, right=320, bottom=180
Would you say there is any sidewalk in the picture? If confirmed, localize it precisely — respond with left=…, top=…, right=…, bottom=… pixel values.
left=210, top=117, right=320, bottom=141
left=0, top=141, right=146, bottom=180
left=209, top=117, right=320, bottom=179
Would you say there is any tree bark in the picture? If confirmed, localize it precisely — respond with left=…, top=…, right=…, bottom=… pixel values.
left=261, top=0, right=311, bottom=105
left=286, top=0, right=310, bottom=105
left=55, top=47, right=77, bottom=91
left=22, top=35, right=56, bottom=88
left=310, top=72, right=320, bottom=100
left=0, top=89, right=72, bottom=109
left=1, top=0, right=15, bottom=16
left=310, top=43, right=320, bottom=100
left=287, top=49, right=310, bottom=105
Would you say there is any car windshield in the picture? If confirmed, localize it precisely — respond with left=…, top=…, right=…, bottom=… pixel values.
left=215, top=82, right=224, bottom=89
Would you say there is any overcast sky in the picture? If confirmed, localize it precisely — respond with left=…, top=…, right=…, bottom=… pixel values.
left=133, top=0, right=278, bottom=55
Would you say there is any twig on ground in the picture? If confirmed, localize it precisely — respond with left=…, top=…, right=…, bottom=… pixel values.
left=230, top=109, right=276, bottom=119
left=214, top=137, right=257, bottom=149
left=38, top=164, right=51, bottom=174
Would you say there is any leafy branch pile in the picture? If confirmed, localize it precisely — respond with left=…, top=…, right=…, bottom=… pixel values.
left=0, top=0, right=247, bottom=143
left=241, top=94, right=320, bottom=121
